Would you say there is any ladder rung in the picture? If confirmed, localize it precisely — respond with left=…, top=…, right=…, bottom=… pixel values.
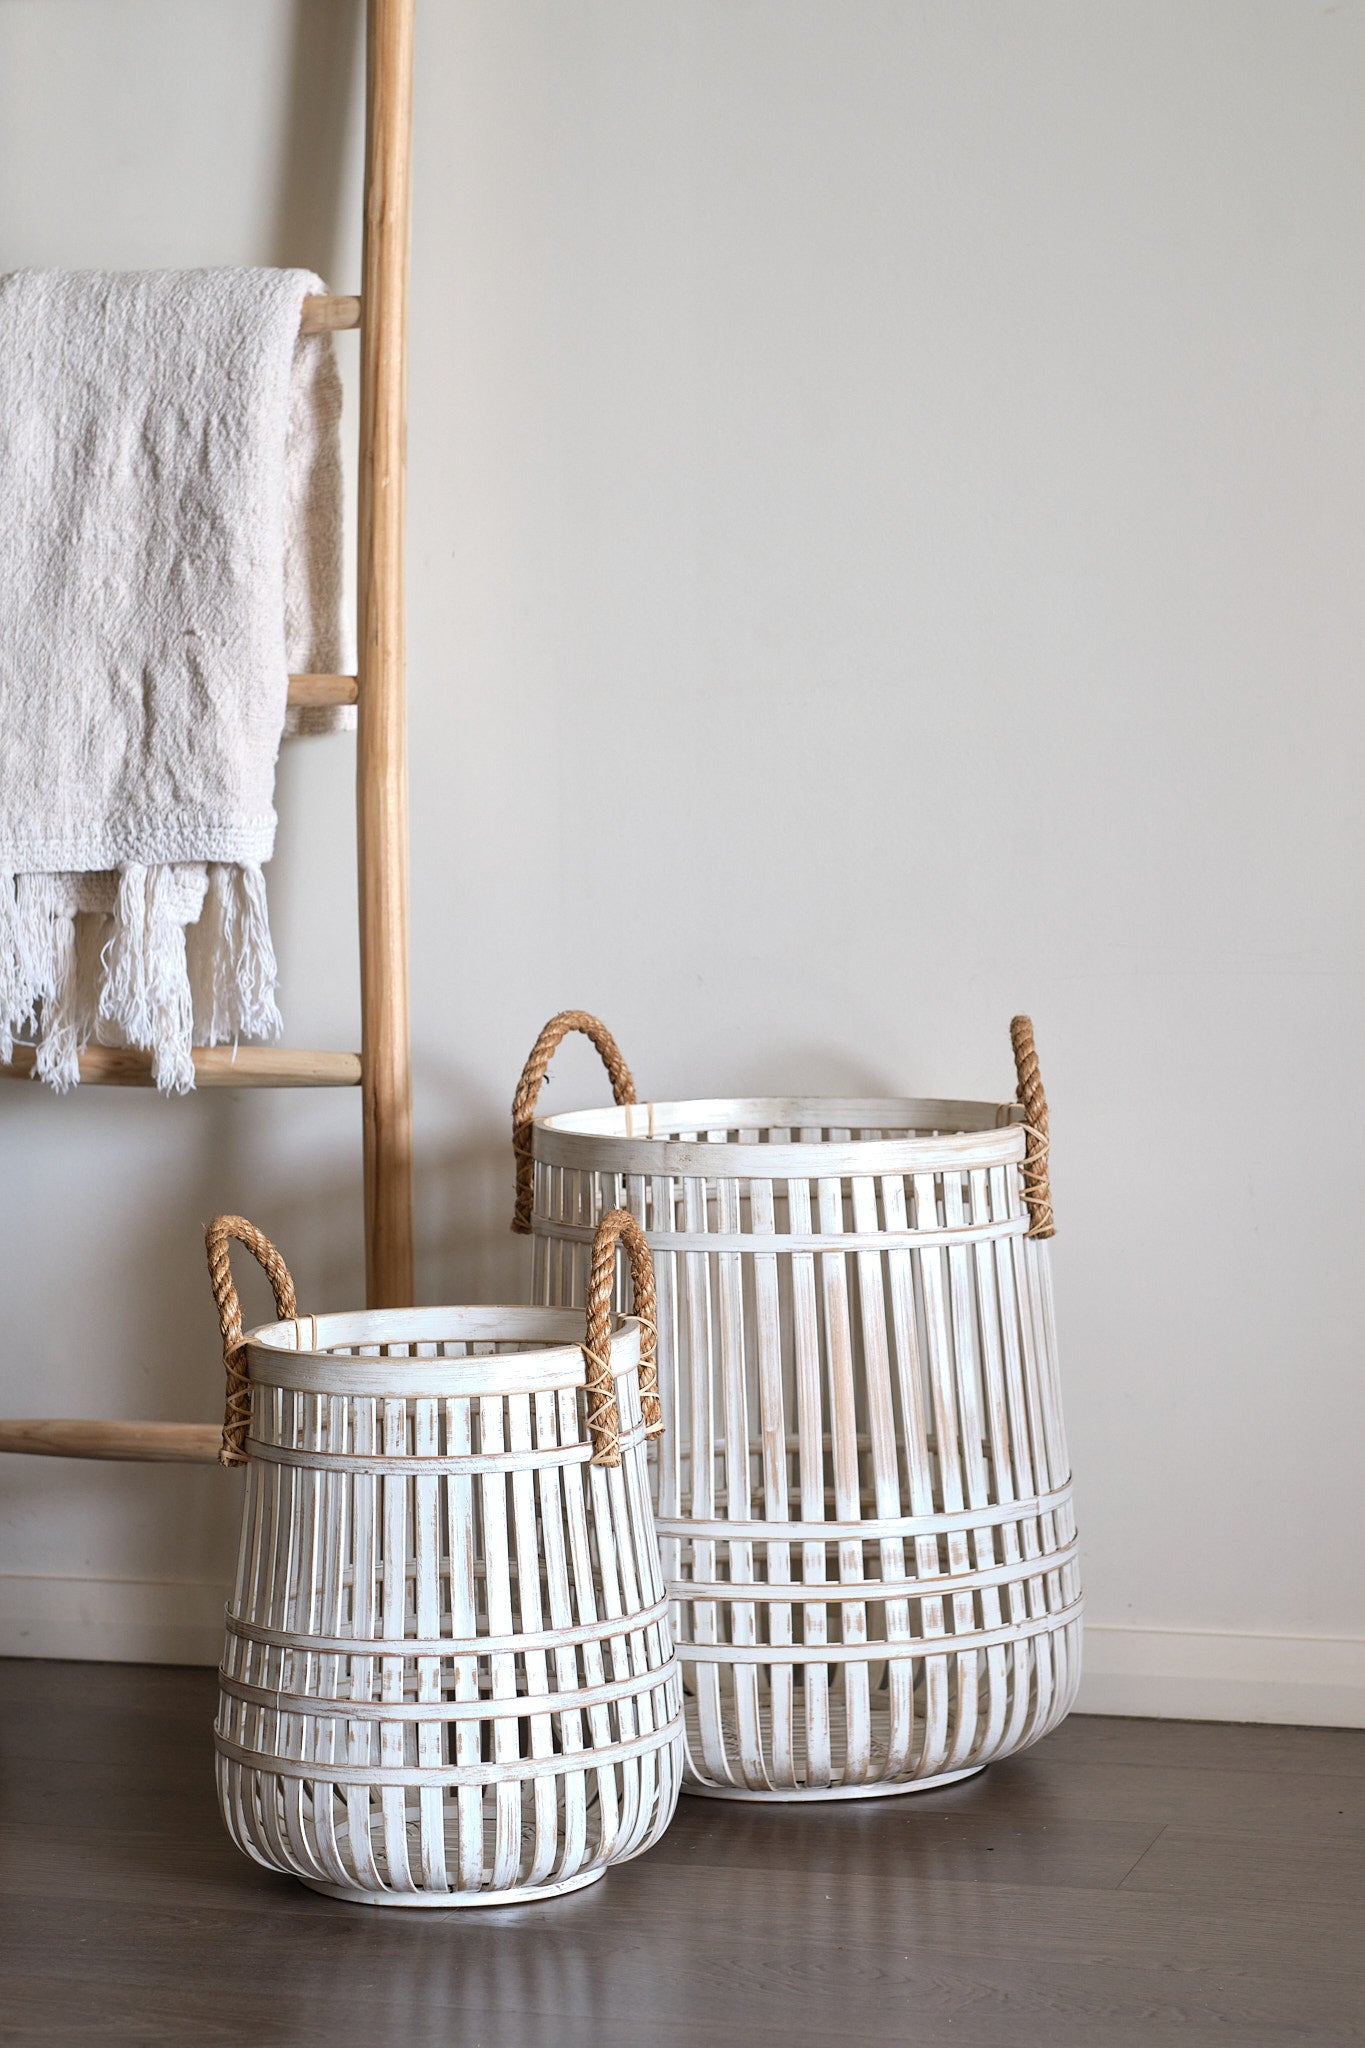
left=0, top=1419, right=221, bottom=1464
left=300, top=294, right=361, bottom=334
left=287, top=673, right=359, bottom=707
left=1, top=1046, right=362, bottom=1088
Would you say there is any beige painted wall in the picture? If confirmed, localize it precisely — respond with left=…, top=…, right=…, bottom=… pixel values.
left=2, top=1, right=1362, bottom=1724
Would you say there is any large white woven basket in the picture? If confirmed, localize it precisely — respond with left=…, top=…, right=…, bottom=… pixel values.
left=512, top=1013, right=1082, bottom=1802
left=206, top=1211, right=683, bottom=1906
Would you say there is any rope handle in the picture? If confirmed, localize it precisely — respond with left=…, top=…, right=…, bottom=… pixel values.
left=206, top=1215, right=299, bottom=1468
left=511, top=1010, right=636, bottom=1233
left=583, top=1209, right=662, bottom=1467
left=1009, top=1016, right=1055, bottom=1239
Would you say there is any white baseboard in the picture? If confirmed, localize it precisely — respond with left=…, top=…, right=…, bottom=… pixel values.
left=2, top=1576, right=1362, bottom=1728
left=0, top=1571, right=227, bottom=1667
left=1077, top=1623, right=1365, bottom=1728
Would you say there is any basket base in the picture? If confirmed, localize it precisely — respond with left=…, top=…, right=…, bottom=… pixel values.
left=682, top=1763, right=986, bottom=1804
left=678, top=1688, right=1001, bottom=1801
left=298, top=1863, right=609, bottom=1910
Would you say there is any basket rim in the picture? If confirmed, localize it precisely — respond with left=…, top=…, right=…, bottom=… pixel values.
left=243, top=1306, right=643, bottom=1399
left=532, top=1096, right=1028, bottom=1178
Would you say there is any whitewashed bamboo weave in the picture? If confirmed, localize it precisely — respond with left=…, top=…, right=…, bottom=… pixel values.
left=516, top=1021, right=1082, bottom=1802
left=208, top=1222, right=683, bottom=1905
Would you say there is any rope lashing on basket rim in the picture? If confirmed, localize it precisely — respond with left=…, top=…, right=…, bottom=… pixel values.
left=206, top=1216, right=300, bottom=1467
left=583, top=1208, right=662, bottom=1467
left=511, top=1010, right=637, bottom=1233
left=1009, top=1015, right=1055, bottom=1239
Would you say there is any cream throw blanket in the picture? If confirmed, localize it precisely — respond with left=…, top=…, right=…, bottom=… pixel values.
left=0, top=268, right=346, bottom=1090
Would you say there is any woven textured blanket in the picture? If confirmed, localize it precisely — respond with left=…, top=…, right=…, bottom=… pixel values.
left=0, top=267, right=345, bottom=1089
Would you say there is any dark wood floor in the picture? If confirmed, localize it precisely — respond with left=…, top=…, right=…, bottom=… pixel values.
left=1, top=1661, right=1362, bottom=2047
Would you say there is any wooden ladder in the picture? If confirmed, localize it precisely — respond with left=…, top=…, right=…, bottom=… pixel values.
left=0, top=0, right=416, bottom=1467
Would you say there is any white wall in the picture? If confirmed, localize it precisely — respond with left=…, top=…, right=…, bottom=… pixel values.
left=2, top=1, right=1362, bottom=1727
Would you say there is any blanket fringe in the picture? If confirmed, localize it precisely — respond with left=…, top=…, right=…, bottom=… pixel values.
left=34, top=894, right=82, bottom=1093
left=0, top=871, right=28, bottom=1066
left=187, top=863, right=284, bottom=1049
left=0, top=862, right=280, bottom=1092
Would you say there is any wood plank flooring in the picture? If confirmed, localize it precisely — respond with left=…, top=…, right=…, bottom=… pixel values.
left=1, top=1659, right=1361, bottom=2047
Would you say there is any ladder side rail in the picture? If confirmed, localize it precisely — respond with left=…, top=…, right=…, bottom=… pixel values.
left=355, top=0, right=415, bottom=1309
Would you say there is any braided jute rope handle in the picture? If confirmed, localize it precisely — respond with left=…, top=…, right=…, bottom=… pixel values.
left=206, top=1216, right=299, bottom=1468
left=583, top=1209, right=662, bottom=1467
left=1009, top=1015, right=1055, bottom=1239
left=512, top=1010, right=636, bottom=1233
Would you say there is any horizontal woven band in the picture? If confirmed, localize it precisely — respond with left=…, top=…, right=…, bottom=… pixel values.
left=656, top=1480, right=1075, bottom=1546
left=677, top=1596, right=1084, bottom=1665
left=677, top=1538, right=1079, bottom=1607
left=241, top=1422, right=647, bottom=1476
left=216, top=1712, right=686, bottom=1788
left=223, top=1593, right=673, bottom=1662
left=533, top=1102, right=1027, bottom=1180
left=243, top=1318, right=641, bottom=1401
left=219, top=1661, right=678, bottom=1724
left=533, top=1216, right=1027, bottom=1256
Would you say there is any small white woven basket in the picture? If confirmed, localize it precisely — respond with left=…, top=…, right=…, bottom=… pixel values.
left=511, top=1012, right=1081, bottom=1802
left=206, top=1210, right=682, bottom=1906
